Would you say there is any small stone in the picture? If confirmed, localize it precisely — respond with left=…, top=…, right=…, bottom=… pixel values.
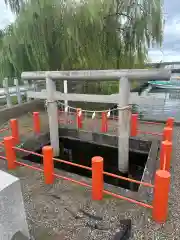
left=113, top=219, right=131, bottom=240
left=11, top=231, right=29, bottom=240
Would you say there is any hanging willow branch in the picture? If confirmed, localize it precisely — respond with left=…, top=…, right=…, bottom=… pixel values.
left=1, top=0, right=163, bottom=80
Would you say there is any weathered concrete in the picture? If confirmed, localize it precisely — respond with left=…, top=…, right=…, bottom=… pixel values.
left=15, top=128, right=152, bottom=158
left=0, top=100, right=44, bottom=125
left=46, top=73, right=59, bottom=156
left=0, top=170, right=30, bottom=239
left=3, top=78, right=12, bottom=107
left=22, top=69, right=171, bottom=80
left=14, top=78, right=22, bottom=104
left=118, top=77, right=130, bottom=173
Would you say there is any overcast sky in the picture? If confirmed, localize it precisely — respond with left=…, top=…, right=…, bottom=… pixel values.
left=0, top=1, right=14, bottom=29
left=149, top=0, right=180, bottom=62
left=0, top=0, right=179, bottom=63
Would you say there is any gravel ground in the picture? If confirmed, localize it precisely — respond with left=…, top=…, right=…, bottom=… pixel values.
left=0, top=113, right=178, bottom=239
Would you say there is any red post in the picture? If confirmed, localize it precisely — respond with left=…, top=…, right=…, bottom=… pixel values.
left=42, top=146, right=54, bottom=184
left=163, top=127, right=173, bottom=142
left=130, top=114, right=138, bottom=136
left=166, top=117, right=174, bottom=129
left=4, top=136, right=16, bottom=170
left=160, top=140, right=172, bottom=171
left=10, top=119, right=19, bottom=144
left=33, top=112, right=41, bottom=134
left=92, top=156, right=104, bottom=200
left=76, top=108, right=82, bottom=129
left=152, top=170, right=170, bottom=223
left=101, top=112, right=108, bottom=133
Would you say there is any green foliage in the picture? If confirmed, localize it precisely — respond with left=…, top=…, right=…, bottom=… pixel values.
left=10, top=95, right=25, bottom=104
left=11, top=95, right=18, bottom=105
left=132, top=104, right=144, bottom=119
left=1, top=0, right=163, bottom=91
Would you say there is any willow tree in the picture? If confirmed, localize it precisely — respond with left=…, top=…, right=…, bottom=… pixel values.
left=1, top=0, right=163, bottom=87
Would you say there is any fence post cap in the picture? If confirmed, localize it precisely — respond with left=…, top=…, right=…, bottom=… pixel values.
left=4, top=136, right=14, bottom=141
left=92, top=156, right=103, bottom=163
left=162, top=140, right=172, bottom=146
left=42, top=145, right=53, bottom=151
left=164, top=127, right=172, bottom=130
left=156, top=170, right=170, bottom=178
left=10, top=118, right=17, bottom=122
left=33, top=112, right=39, bottom=115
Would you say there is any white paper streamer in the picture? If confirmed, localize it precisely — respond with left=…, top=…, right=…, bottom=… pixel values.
left=65, top=106, right=68, bottom=112
left=92, top=112, right=95, bottom=119
left=78, top=110, right=82, bottom=116
left=107, top=110, right=110, bottom=118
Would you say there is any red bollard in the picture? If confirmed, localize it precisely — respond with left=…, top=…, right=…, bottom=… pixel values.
left=76, top=108, right=82, bottom=129
left=130, top=114, right=138, bottom=136
left=33, top=112, right=41, bottom=134
left=101, top=112, right=108, bottom=133
left=42, top=146, right=54, bottom=184
left=160, top=140, right=172, bottom=171
left=10, top=119, right=19, bottom=144
left=163, top=127, right=173, bottom=142
left=166, top=117, right=174, bottom=129
left=4, top=136, right=16, bottom=170
left=152, top=170, right=170, bottom=223
left=92, top=156, right=104, bottom=200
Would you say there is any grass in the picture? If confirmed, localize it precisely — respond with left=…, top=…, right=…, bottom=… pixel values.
left=11, top=96, right=18, bottom=105
left=103, top=193, right=114, bottom=199
left=11, top=95, right=27, bottom=105
left=0, top=95, right=27, bottom=107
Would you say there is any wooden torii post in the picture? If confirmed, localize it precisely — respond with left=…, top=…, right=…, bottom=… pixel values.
left=22, top=69, right=171, bottom=173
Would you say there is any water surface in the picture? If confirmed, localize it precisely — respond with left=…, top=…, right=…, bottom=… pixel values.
left=138, top=73, right=180, bottom=121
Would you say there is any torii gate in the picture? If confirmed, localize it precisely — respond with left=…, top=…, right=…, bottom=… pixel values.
left=22, top=69, right=171, bottom=174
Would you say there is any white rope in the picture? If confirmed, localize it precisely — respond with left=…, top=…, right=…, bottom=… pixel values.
left=53, top=100, right=132, bottom=113
left=92, top=112, right=95, bottom=119
left=44, top=99, right=131, bottom=121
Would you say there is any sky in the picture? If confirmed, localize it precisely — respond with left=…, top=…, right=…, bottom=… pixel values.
left=149, top=0, right=180, bottom=63
left=0, top=0, right=179, bottom=63
left=0, top=1, right=14, bottom=29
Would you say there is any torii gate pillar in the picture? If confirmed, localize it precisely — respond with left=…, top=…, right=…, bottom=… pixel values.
left=118, top=77, right=130, bottom=173
left=46, top=72, right=59, bottom=156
